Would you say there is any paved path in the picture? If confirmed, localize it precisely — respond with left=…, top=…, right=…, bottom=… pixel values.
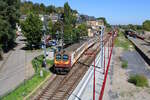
left=0, top=36, right=42, bottom=96
left=69, top=47, right=112, bottom=100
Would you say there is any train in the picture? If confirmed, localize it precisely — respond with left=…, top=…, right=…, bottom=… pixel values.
left=125, top=30, right=145, bottom=40
left=54, top=37, right=99, bottom=73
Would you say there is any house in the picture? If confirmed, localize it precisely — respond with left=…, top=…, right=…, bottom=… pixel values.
left=20, top=15, right=27, bottom=21
left=50, top=13, right=61, bottom=23
left=86, top=19, right=104, bottom=37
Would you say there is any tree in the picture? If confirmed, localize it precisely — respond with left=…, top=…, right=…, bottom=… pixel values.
left=46, top=5, right=56, bottom=14
left=48, top=19, right=53, bottom=33
left=73, top=28, right=80, bottom=42
left=64, top=2, right=72, bottom=25
left=0, top=0, right=20, bottom=52
left=97, top=17, right=112, bottom=28
left=39, top=3, right=46, bottom=14
left=97, top=17, right=107, bottom=26
left=56, top=7, right=64, bottom=14
left=21, top=13, right=43, bottom=49
left=63, top=2, right=78, bottom=44
left=78, top=23, right=88, bottom=37
left=127, top=24, right=136, bottom=30
left=143, top=20, right=150, bottom=31
left=51, top=21, right=62, bottom=38
left=20, top=1, right=33, bottom=14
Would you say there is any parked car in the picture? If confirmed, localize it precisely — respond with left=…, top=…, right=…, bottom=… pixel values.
left=46, top=40, right=57, bottom=47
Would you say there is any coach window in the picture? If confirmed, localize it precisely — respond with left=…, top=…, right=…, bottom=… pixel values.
left=63, top=54, right=69, bottom=61
left=56, top=54, right=61, bottom=61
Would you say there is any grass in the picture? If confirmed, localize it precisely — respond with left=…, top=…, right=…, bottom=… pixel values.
left=121, top=60, right=128, bottom=68
left=32, top=55, right=54, bottom=72
left=1, top=55, right=54, bottom=100
left=128, top=74, right=149, bottom=87
left=115, top=31, right=134, bottom=50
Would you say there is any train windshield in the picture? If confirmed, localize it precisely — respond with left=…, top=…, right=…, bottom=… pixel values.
left=56, top=54, right=61, bottom=60
left=63, top=54, right=69, bottom=61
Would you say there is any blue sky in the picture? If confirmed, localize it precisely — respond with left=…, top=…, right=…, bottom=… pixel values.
left=29, top=0, right=150, bottom=25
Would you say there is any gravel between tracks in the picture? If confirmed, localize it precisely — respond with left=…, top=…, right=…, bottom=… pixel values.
left=33, top=41, right=100, bottom=100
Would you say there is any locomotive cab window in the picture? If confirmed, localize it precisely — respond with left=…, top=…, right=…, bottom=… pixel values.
left=63, top=54, right=69, bottom=61
left=56, top=54, right=61, bottom=60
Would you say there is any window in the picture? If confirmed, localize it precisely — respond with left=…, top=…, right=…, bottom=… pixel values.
left=56, top=54, right=61, bottom=60
left=63, top=54, right=69, bottom=61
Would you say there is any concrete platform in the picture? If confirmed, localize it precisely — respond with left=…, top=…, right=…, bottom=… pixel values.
left=128, top=36, right=150, bottom=65
left=68, top=47, right=112, bottom=100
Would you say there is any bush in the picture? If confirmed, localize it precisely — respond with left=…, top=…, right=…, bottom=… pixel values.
left=121, top=60, right=128, bottom=68
left=2, top=55, right=53, bottom=100
left=128, top=74, right=149, bottom=87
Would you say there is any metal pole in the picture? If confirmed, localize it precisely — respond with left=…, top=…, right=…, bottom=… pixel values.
left=61, top=26, right=64, bottom=51
left=108, top=39, right=109, bottom=59
left=93, top=55, right=96, bottom=100
left=100, top=26, right=104, bottom=73
left=103, top=46, right=105, bottom=74
left=43, top=16, right=47, bottom=69
left=99, top=34, right=115, bottom=100
left=44, top=32, right=47, bottom=67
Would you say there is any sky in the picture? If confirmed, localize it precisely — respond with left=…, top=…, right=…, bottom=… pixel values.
left=28, top=0, right=150, bottom=25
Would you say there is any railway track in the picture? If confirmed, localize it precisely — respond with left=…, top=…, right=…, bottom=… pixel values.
left=34, top=43, right=99, bottom=100
left=33, top=35, right=111, bottom=100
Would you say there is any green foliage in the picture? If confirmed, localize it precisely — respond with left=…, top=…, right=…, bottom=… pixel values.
left=115, top=31, right=133, bottom=50
left=20, top=1, right=64, bottom=15
left=128, top=24, right=136, bottom=30
left=78, top=23, right=88, bottom=37
left=63, top=2, right=78, bottom=44
left=121, top=60, right=128, bottom=68
left=128, top=74, right=149, bottom=87
left=119, top=24, right=143, bottom=31
left=73, top=28, right=80, bottom=42
left=0, top=0, right=20, bottom=51
left=142, top=20, right=150, bottom=31
left=46, top=5, right=57, bottom=13
left=2, top=55, right=53, bottom=100
left=97, top=17, right=107, bottom=25
left=21, top=13, right=42, bottom=49
left=2, top=70, right=49, bottom=100
left=21, top=1, right=80, bottom=45
left=20, top=1, right=46, bottom=14
left=52, top=21, right=62, bottom=38
left=64, top=2, right=72, bottom=25
left=97, top=17, right=110, bottom=27
left=48, top=19, right=53, bottom=33
left=64, top=25, right=73, bottom=44
left=32, top=55, right=54, bottom=72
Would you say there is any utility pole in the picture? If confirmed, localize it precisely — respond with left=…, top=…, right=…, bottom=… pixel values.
left=58, top=17, right=64, bottom=52
left=61, top=26, right=64, bottom=52
left=100, top=26, right=105, bottom=74
left=42, top=15, right=47, bottom=70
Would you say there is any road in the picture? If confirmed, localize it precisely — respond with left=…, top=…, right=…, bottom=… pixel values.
left=0, top=36, right=42, bottom=97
